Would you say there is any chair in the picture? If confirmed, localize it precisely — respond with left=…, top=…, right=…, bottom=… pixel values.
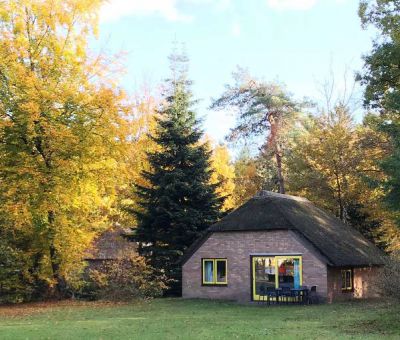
left=280, top=286, right=292, bottom=304
left=266, top=287, right=279, bottom=305
left=299, top=286, right=308, bottom=304
left=258, top=284, right=268, bottom=304
left=308, top=285, right=319, bottom=304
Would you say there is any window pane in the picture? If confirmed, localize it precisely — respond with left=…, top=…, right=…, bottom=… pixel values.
left=216, top=260, right=226, bottom=283
left=254, top=257, right=275, bottom=297
left=293, top=259, right=301, bottom=289
left=278, top=258, right=296, bottom=288
left=346, top=271, right=351, bottom=289
left=204, top=260, right=214, bottom=283
left=341, top=271, right=346, bottom=289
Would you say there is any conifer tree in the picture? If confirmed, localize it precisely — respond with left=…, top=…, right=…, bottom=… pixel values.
left=132, top=51, right=223, bottom=293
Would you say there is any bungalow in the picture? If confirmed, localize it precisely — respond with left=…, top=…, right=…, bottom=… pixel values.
left=181, top=191, right=385, bottom=303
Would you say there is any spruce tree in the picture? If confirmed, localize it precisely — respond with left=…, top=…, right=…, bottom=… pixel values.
left=132, top=52, right=223, bottom=293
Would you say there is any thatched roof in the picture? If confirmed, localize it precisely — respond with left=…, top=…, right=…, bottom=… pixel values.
left=183, top=191, right=385, bottom=267
left=85, top=227, right=136, bottom=260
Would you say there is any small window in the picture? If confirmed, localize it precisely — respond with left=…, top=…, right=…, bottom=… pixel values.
left=202, top=259, right=227, bottom=285
left=341, top=269, right=353, bottom=291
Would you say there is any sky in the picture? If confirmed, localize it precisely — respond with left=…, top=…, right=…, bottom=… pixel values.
left=95, top=0, right=375, bottom=145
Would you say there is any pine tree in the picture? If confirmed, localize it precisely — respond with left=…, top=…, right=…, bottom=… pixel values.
left=132, top=51, right=223, bottom=293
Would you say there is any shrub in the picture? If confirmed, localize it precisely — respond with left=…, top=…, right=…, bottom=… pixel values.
left=376, top=251, right=400, bottom=301
left=0, top=241, right=33, bottom=304
left=85, top=253, right=167, bottom=301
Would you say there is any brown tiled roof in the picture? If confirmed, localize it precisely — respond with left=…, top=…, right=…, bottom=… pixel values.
left=182, top=191, right=386, bottom=267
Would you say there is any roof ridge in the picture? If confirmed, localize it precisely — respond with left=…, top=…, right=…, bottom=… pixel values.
left=255, top=191, right=309, bottom=202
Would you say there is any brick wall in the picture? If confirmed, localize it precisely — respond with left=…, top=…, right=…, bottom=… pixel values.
left=327, top=266, right=382, bottom=302
left=182, top=230, right=328, bottom=303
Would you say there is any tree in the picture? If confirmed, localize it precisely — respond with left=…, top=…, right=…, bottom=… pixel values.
left=286, top=105, right=392, bottom=248
left=209, top=142, right=236, bottom=212
left=210, top=68, right=300, bottom=194
left=0, top=0, right=129, bottom=297
left=231, top=147, right=263, bottom=206
left=358, top=0, right=400, bottom=218
left=118, top=91, right=159, bottom=228
left=132, top=51, right=223, bottom=293
left=287, top=106, right=361, bottom=220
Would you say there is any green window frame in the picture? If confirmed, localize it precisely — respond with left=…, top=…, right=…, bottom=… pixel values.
left=341, top=269, right=353, bottom=291
left=202, top=258, right=227, bottom=285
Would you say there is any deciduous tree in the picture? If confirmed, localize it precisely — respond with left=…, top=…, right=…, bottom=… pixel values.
left=358, top=0, right=400, bottom=219
left=0, top=0, right=129, bottom=297
left=209, top=142, right=236, bottom=212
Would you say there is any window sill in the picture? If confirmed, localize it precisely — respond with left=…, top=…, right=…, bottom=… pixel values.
left=202, top=283, right=228, bottom=287
left=341, top=289, right=354, bottom=293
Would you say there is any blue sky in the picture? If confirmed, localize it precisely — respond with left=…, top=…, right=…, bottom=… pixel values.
left=96, top=0, right=374, bottom=144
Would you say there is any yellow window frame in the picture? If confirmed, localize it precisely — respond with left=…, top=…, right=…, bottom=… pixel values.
left=252, top=255, right=303, bottom=301
left=341, top=269, right=353, bottom=291
left=202, top=258, right=227, bottom=285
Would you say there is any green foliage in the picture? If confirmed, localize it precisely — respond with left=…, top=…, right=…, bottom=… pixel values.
left=359, top=0, right=400, bottom=219
left=346, top=203, right=387, bottom=250
left=132, top=52, right=223, bottom=293
left=86, top=254, right=167, bottom=301
left=0, top=239, right=33, bottom=303
left=211, top=68, right=301, bottom=194
left=358, top=0, right=400, bottom=112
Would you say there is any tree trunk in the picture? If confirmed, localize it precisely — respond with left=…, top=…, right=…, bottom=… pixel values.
left=275, top=144, right=285, bottom=194
left=48, top=210, right=65, bottom=297
left=334, top=170, right=345, bottom=221
left=268, top=113, right=285, bottom=194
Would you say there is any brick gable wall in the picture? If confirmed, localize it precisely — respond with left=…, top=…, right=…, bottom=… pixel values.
left=182, top=230, right=328, bottom=303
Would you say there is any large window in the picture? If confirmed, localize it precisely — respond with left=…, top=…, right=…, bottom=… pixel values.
left=341, top=269, right=353, bottom=291
left=252, top=255, right=302, bottom=301
left=202, top=259, right=227, bottom=285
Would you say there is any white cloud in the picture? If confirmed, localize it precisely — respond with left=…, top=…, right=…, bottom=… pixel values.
left=100, top=0, right=231, bottom=23
left=266, top=0, right=317, bottom=10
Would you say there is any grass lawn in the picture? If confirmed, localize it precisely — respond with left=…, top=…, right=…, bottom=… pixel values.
left=0, top=298, right=399, bottom=339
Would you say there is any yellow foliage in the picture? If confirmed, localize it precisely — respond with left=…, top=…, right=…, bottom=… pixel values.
left=0, top=0, right=131, bottom=289
left=209, top=143, right=236, bottom=211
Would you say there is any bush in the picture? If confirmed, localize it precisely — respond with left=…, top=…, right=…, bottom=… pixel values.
left=376, top=251, right=400, bottom=301
left=85, top=253, right=167, bottom=301
left=0, top=241, right=33, bottom=304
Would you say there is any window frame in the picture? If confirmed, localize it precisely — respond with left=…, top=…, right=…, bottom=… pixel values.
left=201, top=258, right=228, bottom=286
left=341, top=268, right=353, bottom=292
left=251, top=255, right=303, bottom=301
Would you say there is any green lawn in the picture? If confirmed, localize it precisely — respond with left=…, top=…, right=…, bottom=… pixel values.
left=0, top=298, right=399, bottom=339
